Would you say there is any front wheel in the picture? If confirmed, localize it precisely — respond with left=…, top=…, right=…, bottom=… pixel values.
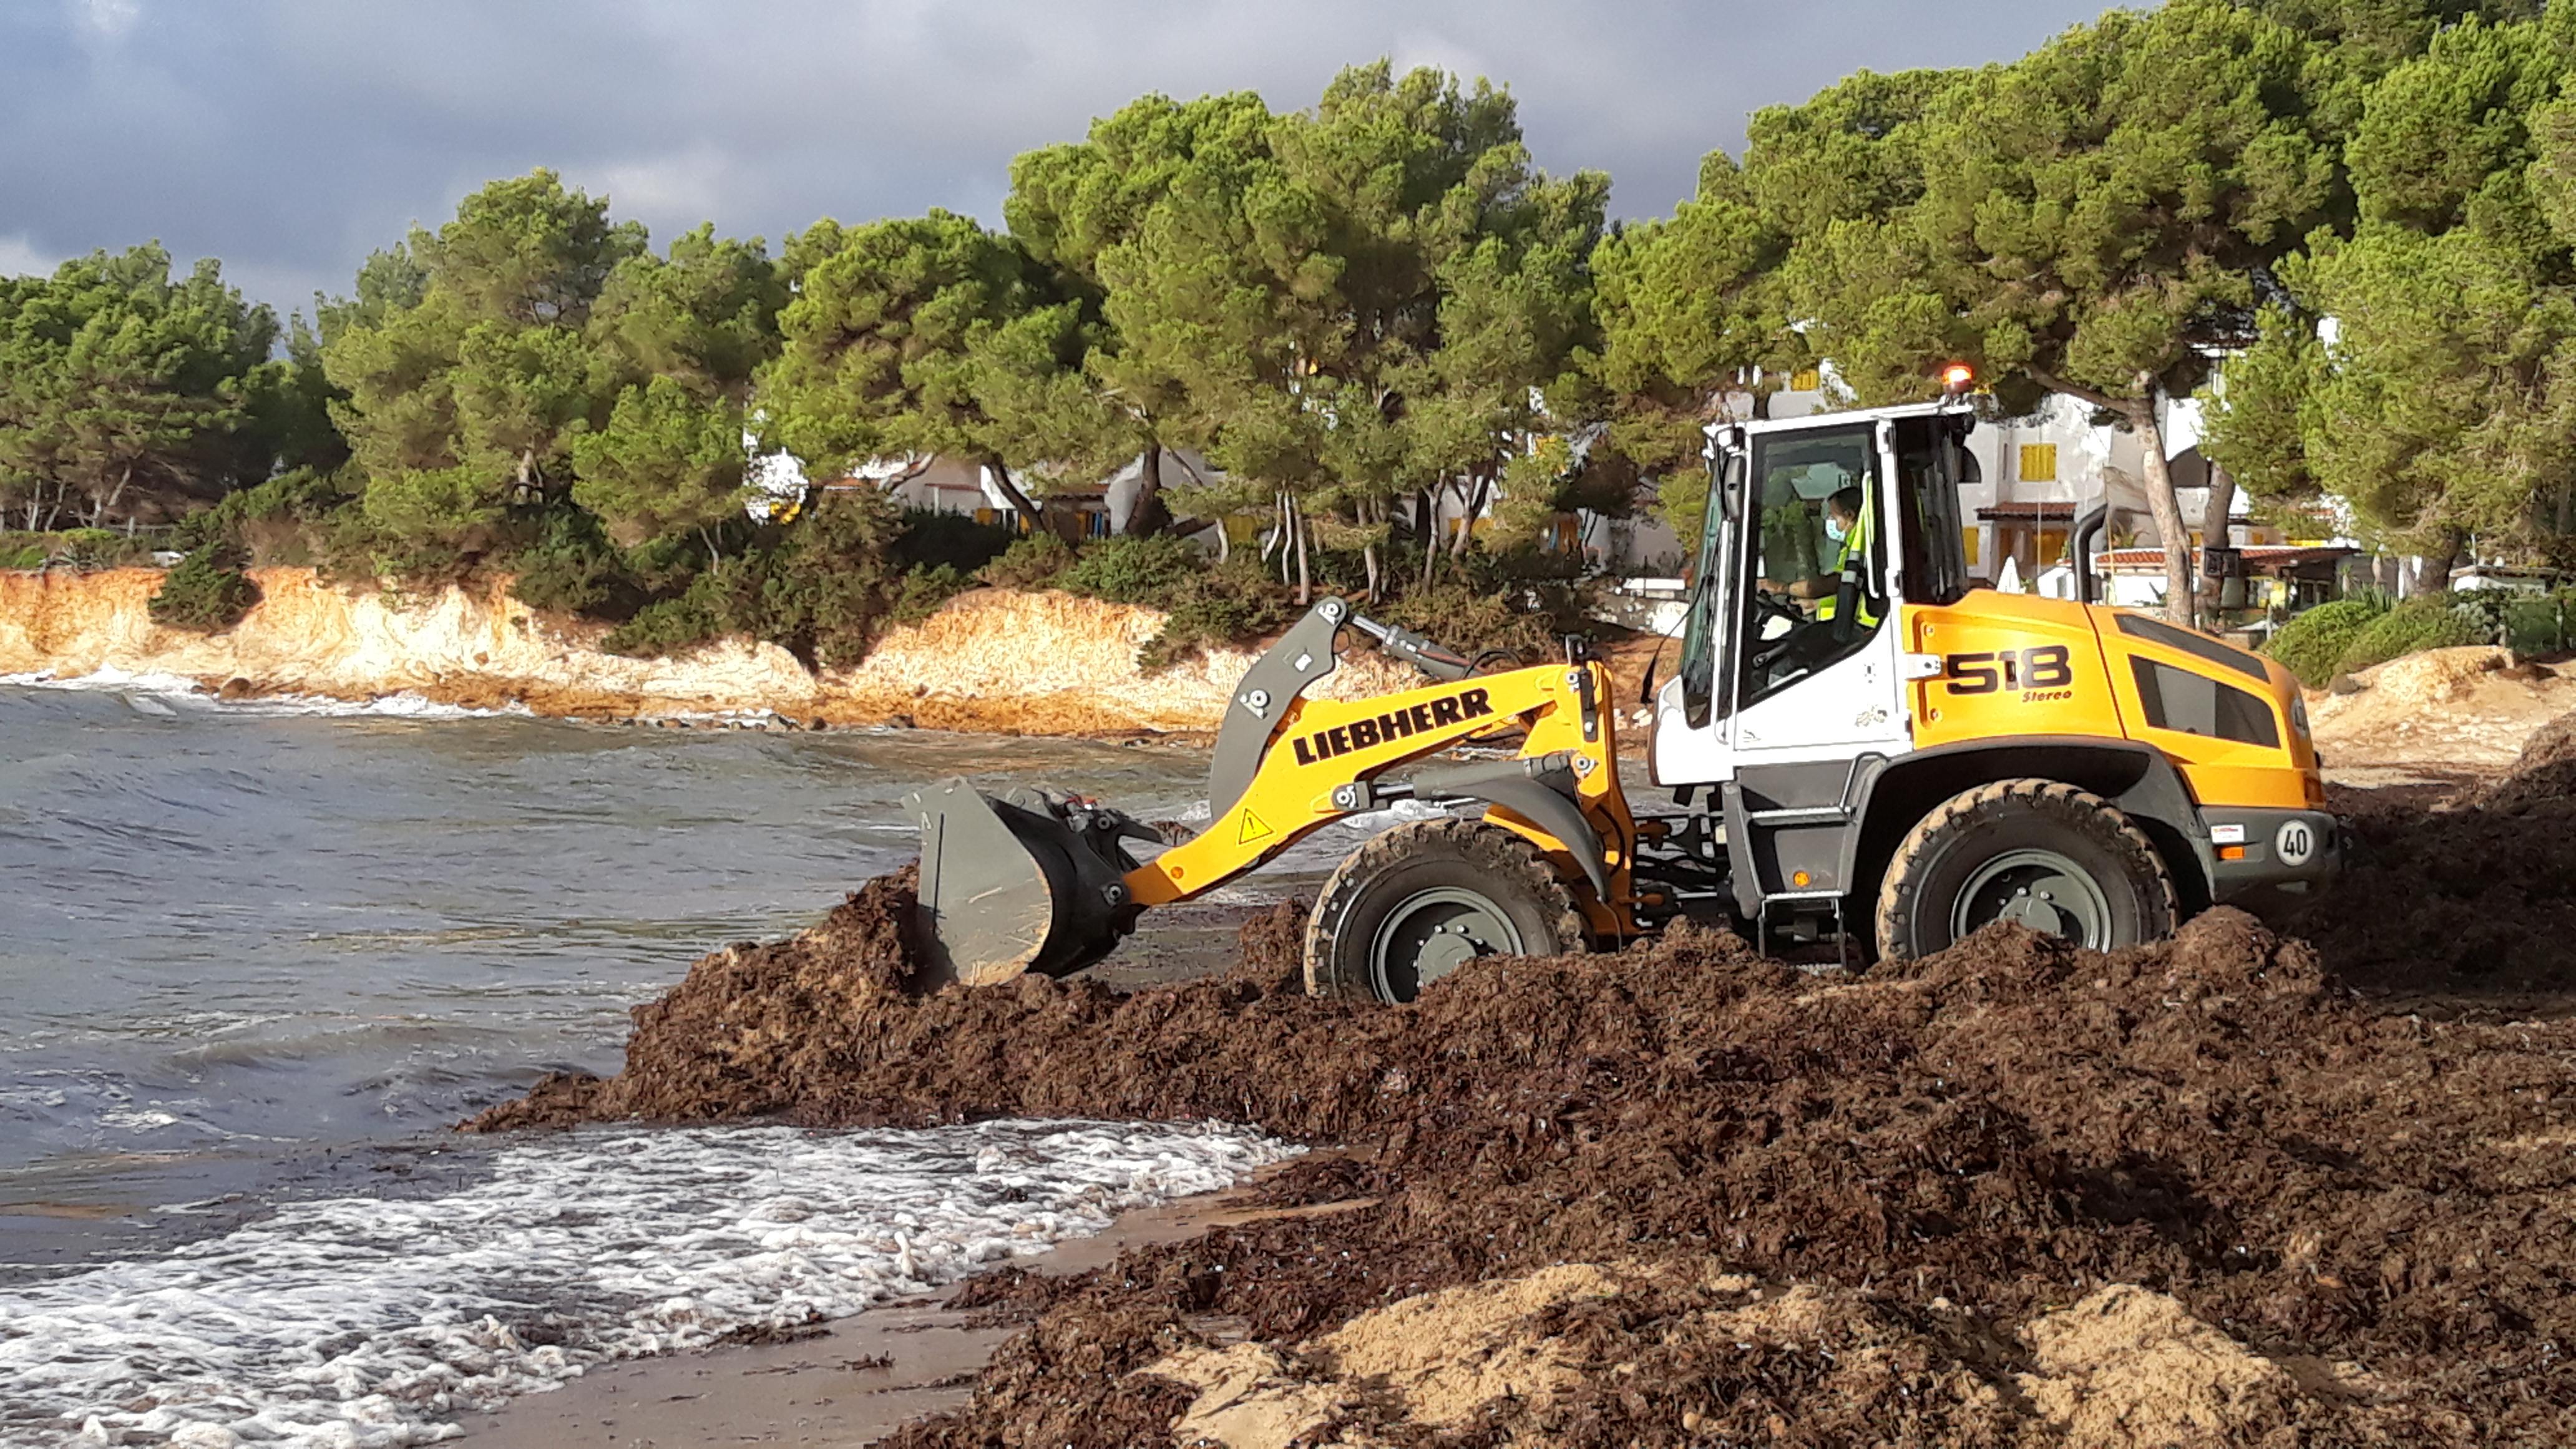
left=1874, top=779, right=2177, bottom=960
left=1305, top=819, right=1587, bottom=1003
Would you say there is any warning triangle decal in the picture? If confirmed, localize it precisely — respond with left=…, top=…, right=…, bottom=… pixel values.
left=1237, top=809, right=1275, bottom=845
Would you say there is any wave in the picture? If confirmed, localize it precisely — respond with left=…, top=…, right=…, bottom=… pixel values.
left=0, top=669, right=525, bottom=721
left=1, top=1120, right=1292, bottom=1448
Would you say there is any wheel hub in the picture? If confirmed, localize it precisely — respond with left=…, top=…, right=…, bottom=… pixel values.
left=1370, top=887, right=1525, bottom=1002
left=1953, top=849, right=2114, bottom=949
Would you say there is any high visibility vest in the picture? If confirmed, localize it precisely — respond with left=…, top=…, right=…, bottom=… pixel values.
left=1813, top=501, right=1879, bottom=628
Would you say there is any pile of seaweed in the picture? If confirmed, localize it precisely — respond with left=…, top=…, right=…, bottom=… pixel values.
left=2285, top=707, right=2576, bottom=1013
left=466, top=723, right=2576, bottom=1445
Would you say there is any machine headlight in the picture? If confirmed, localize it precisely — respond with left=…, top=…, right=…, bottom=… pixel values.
left=2289, top=695, right=2311, bottom=741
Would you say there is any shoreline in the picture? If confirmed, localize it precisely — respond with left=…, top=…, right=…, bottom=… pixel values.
left=0, top=567, right=1426, bottom=741
left=449, top=1163, right=1317, bottom=1448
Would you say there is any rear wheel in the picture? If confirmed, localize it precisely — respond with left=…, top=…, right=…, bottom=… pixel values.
left=1305, top=819, right=1587, bottom=1003
left=1874, top=779, right=2176, bottom=960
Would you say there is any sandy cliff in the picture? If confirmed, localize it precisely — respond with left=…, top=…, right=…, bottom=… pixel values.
left=0, top=567, right=1413, bottom=735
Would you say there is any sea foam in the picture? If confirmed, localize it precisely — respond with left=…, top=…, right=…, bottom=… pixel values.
left=0, top=670, right=523, bottom=720
left=0, top=1120, right=1293, bottom=1448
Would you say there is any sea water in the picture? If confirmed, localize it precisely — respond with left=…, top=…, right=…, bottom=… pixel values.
left=0, top=680, right=1293, bottom=1446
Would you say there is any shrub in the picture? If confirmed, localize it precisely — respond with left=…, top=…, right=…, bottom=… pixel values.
left=1384, top=580, right=1561, bottom=664
left=509, top=509, right=640, bottom=618
left=1053, top=533, right=1203, bottom=607
left=895, top=509, right=1017, bottom=574
left=1136, top=559, right=1294, bottom=670
left=889, top=564, right=972, bottom=627
left=170, top=468, right=351, bottom=562
left=147, top=547, right=261, bottom=632
left=2336, top=597, right=2489, bottom=675
left=0, top=528, right=159, bottom=570
left=978, top=532, right=1075, bottom=589
left=601, top=590, right=721, bottom=658
left=2264, top=598, right=2386, bottom=687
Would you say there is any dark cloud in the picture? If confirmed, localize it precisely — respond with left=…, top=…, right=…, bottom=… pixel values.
left=0, top=0, right=2113, bottom=313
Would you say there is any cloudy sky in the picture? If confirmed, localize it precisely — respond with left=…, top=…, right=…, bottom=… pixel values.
left=1, top=0, right=2116, bottom=315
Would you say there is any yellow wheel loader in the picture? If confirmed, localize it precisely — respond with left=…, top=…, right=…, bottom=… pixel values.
left=903, top=397, right=2341, bottom=1001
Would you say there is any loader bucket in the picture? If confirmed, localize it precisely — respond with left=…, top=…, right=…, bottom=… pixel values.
left=902, top=778, right=1146, bottom=988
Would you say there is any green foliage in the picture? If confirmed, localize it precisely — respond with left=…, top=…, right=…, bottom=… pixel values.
left=1012, top=64, right=1609, bottom=578
left=0, top=528, right=160, bottom=570
left=1382, top=580, right=1560, bottom=663
left=892, top=509, right=1017, bottom=573
left=599, top=588, right=722, bottom=659
left=323, top=171, right=777, bottom=568
left=2337, top=595, right=2491, bottom=673
left=168, top=467, right=353, bottom=564
left=977, top=532, right=1075, bottom=588
left=889, top=564, right=972, bottom=626
left=147, top=546, right=261, bottom=632
left=2203, top=9, right=2576, bottom=567
left=568, top=375, right=747, bottom=549
left=65, top=17, right=2576, bottom=674
left=1593, top=153, right=1793, bottom=479
left=595, top=492, right=976, bottom=670
left=2263, top=597, right=2389, bottom=685
left=1134, top=559, right=1294, bottom=671
left=756, top=212, right=1076, bottom=520
left=1051, top=533, right=1204, bottom=606
left=0, top=245, right=312, bottom=533
left=508, top=508, right=639, bottom=618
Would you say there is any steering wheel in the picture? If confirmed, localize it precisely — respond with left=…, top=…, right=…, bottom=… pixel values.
left=1746, top=588, right=1811, bottom=681
left=1752, top=588, right=1804, bottom=631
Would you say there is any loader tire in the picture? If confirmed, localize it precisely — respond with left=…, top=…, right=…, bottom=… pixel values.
left=1875, top=779, right=2176, bottom=961
left=1305, top=818, right=1587, bottom=1004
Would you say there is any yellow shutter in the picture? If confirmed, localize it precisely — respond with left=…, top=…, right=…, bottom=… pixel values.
left=1790, top=368, right=1821, bottom=393
left=1961, top=526, right=1981, bottom=567
left=2037, top=528, right=2068, bottom=564
left=2018, top=444, right=2058, bottom=482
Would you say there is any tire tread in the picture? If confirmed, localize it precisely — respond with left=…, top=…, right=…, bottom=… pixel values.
left=1303, top=817, right=1586, bottom=1000
left=1873, top=778, right=2177, bottom=961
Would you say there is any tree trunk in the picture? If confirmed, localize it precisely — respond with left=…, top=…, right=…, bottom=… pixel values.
left=2421, top=525, right=2467, bottom=593
left=1125, top=445, right=1171, bottom=537
left=2126, top=384, right=2193, bottom=627
left=1357, top=494, right=1381, bottom=602
left=2192, top=461, right=2238, bottom=628
left=1293, top=496, right=1311, bottom=606
left=1452, top=471, right=1491, bottom=559
left=984, top=459, right=1047, bottom=528
left=1418, top=490, right=1440, bottom=589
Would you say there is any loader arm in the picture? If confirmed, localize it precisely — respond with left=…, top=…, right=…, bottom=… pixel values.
left=1127, top=645, right=1637, bottom=940
left=906, top=599, right=1639, bottom=987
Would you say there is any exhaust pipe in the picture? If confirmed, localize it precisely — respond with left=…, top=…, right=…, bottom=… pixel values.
left=902, top=779, right=1156, bottom=987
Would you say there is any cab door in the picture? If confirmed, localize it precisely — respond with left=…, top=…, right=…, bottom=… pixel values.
left=1659, top=420, right=1910, bottom=778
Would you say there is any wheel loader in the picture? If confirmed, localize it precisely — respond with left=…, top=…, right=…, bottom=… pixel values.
left=903, top=394, right=2341, bottom=1002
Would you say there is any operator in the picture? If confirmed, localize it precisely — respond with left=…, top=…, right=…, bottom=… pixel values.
left=1766, top=488, right=1868, bottom=615
left=1810, top=485, right=1876, bottom=629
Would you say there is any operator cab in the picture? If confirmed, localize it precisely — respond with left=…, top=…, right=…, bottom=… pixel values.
left=1661, top=401, right=1980, bottom=786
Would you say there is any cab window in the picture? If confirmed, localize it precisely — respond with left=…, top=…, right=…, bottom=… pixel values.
left=1740, top=424, right=1885, bottom=707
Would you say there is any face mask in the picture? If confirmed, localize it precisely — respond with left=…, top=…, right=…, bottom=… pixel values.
left=1823, top=515, right=1848, bottom=544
